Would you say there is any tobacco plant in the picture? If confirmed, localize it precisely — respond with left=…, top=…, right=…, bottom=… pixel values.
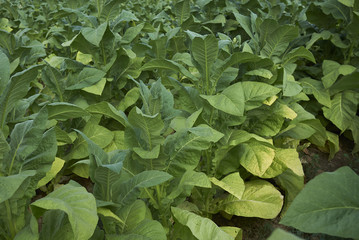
left=0, top=0, right=358, bottom=239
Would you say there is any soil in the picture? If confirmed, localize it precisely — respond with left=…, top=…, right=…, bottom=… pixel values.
left=213, top=137, right=359, bottom=240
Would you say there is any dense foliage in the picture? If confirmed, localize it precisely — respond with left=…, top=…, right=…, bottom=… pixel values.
left=0, top=0, right=358, bottom=239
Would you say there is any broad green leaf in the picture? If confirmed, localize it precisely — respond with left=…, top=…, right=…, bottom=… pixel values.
left=262, top=149, right=303, bottom=179
left=81, top=22, right=107, bottom=47
left=122, top=23, right=145, bottom=44
left=321, top=60, right=356, bottom=88
left=174, top=0, right=190, bottom=25
left=232, top=11, right=256, bottom=40
left=76, top=51, right=92, bottom=65
left=170, top=108, right=202, bottom=132
left=201, top=93, right=244, bottom=117
left=300, top=78, right=331, bottom=107
left=13, top=215, right=39, bottom=240
left=86, top=101, right=127, bottom=126
left=278, top=123, right=316, bottom=139
left=66, top=68, right=106, bottom=90
left=246, top=114, right=284, bottom=137
left=31, top=181, right=98, bottom=240
left=4, top=108, right=49, bottom=174
left=113, top=10, right=139, bottom=25
left=118, top=87, right=140, bottom=111
left=143, top=79, right=180, bottom=122
left=189, top=124, right=224, bottom=142
left=168, top=170, right=211, bottom=199
left=0, top=29, right=15, bottom=54
left=238, top=140, right=275, bottom=176
left=0, top=171, right=36, bottom=204
left=205, top=14, right=226, bottom=25
left=149, top=35, right=167, bottom=59
left=220, top=227, right=243, bottom=240
left=275, top=168, right=304, bottom=214
left=141, top=59, right=198, bottom=82
left=113, top=170, right=172, bottom=206
left=281, top=166, right=359, bottom=239
left=211, top=173, right=245, bottom=199
left=0, top=51, right=10, bottom=95
left=202, top=81, right=279, bottom=116
left=227, top=130, right=273, bottom=146
left=164, top=128, right=218, bottom=176
left=283, top=46, right=316, bottom=64
left=172, top=219, right=198, bottom=240
left=191, top=34, right=218, bottom=90
left=305, top=119, right=328, bottom=147
left=323, top=91, right=358, bottom=131
left=338, top=0, right=354, bottom=7
left=259, top=18, right=279, bottom=44
left=47, top=102, right=89, bottom=120
left=282, top=69, right=302, bottom=97
left=127, top=107, right=164, bottom=150
left=41, top=64, right=66, bottom=101
left=267, top=229, right=303, bottom=240
left=71, top=124, right=114, bottom=159
left=210, top=52, right=262, bottom=86
left=75, top=129, right=125, bottom=201
left=306, top=30, right=348, bottom=49
left=100, top=0, right=127, bottom=22
left=20, top=128, right=57, bottom=175
left=0, top=18, right=12, bottom=32
left=82, top=78, right=107, bottom=95
left=330, top=72, right=359, bottom=95
left=122, top=220, right=167, bottom=240
left=22, top=40, right=46, bottom=65
left=171, top=207, right=234, bottom=240
left=0, top=65, right=42, bottom=130
left=39, top=210, right=74, bottom=240
left=97, top=207, right=124, bottom=224
left=219, top=180, right=283, bottom=219
left=104, top=131, right=126, bottom=152
left=316, top=0, right=350, bottom=22
left=272, top=102, right=297, bottom=120
left=133, top=145, right=161, bottom=159
left=116, top=200, right=151, bottom=233
left=242, top=82, right=281, bottom=110
left=261, top=25, right=299, bottom=58
left=322, top=60, right=341, bottom=89
left=55, top=127, right=74, bottom=145
left=37, top=158, right=65, bottom=188
left=245, top=68, right=273, bottom=79
left=69, top=160, right=89, bottom=178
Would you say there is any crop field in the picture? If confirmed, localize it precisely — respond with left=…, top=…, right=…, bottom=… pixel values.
left=0, top=0, right=358, bottom=239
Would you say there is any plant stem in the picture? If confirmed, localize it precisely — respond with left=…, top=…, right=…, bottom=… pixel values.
left=344, top=42, right=354, bottom=64
left=145, top=188, right=159, bottom=209
left=97, top=0, right=102, bottom=19
left=203, top=190, right=211, bottom=218
left=5, top=200, right=16, bottom=239
left=8, top=144, right=20, bottom=176
left=155, top=185, right=168, bottom=228
left=205, top=149, right=211, bottom=175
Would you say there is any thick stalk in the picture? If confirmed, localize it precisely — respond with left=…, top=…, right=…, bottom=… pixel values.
left=145, top=188, right=159, bottom=209
left=97, top=0, right=102, bottom=19
left=203, top=190, right=211, bottom=218
left=344, top=42, right=354, bottom=64
left=5, top=200, right=16, bottom=239
left=155, top=185, right=168, bottom=228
